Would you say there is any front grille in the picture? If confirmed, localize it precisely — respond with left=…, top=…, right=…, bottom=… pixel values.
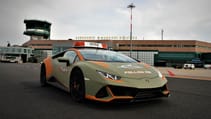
left=109, top=85, right=168, bottom=98
left=109, top=86, right=137, bottom=96
left=135, top=89, right=163, bottom=99
left=95, top=85, right=168, bottom=101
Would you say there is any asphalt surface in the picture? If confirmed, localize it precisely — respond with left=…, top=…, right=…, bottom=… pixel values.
left=0, top=63, right=211, bottom=119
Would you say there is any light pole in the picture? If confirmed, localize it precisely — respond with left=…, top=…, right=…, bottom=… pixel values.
left=161, top=29, right=164, bottom=40
left=127, top=3, right=135, bottom=57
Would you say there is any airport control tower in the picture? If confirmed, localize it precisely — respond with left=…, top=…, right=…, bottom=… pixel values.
left=24, top=19, right=51, bottom=40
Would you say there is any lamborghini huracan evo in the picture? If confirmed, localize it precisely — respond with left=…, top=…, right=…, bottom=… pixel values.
left=40, top=42, right=170, bottom=103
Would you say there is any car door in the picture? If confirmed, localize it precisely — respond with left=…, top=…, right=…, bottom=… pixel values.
left=55, top=50, right=78, bottom=88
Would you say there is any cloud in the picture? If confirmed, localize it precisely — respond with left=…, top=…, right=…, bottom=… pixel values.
left=0, top=0, right=211, bottom=46
left=133, top=0, right=211, bottom=41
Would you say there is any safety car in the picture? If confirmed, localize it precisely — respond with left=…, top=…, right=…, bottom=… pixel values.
left=40, top=41, right=170, bottom=102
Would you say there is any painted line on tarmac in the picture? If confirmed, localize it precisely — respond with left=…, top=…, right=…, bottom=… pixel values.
left=163, top=69, right=211, bottom=81
left=166, top=75, right=211, bottom=81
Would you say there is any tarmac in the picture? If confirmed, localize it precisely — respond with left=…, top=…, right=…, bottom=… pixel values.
left=157, top=67, right=211, bottom=81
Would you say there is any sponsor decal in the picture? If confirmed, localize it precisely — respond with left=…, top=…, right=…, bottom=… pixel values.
left=84, top=77, right=90, bottom=80
left=145, top=79, right=150, bottom=83
left=124, top=70, right=152, bottom=74
left=59, top=66, right=69, bottom=72
left=119, top=64, right=143, bottom=69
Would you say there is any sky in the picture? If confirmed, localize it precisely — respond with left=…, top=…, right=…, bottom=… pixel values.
left=0, top=0, right=211, bottom=46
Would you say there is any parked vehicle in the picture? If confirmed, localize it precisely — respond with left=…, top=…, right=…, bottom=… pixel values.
left=204, top=64, right=211, bottom=69
left=172, top=63, right=183, bottom=69
left=190, top=58, right=204, bottom=67
left=183, top=63, right=195, bottom=69
left=0, top=55, right=22, bottom=63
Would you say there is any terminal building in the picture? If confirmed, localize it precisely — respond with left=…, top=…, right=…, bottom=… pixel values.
left=22, top=39, right=211, bottom=66
left=21, top=19, right=211, bottom=66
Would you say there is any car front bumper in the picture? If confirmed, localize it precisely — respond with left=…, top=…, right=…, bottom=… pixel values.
left=85, top=84, right=170, bottom=103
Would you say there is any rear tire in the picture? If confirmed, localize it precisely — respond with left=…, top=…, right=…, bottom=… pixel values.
left=70, top=69, right=85, bottom=102
left=40, top=65, right=47, bottom=87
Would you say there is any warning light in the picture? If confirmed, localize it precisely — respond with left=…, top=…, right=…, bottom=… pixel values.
left=73, top=41, right=108, bottom=49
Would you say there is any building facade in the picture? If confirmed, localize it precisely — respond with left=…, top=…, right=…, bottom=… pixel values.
left=22, top=39, right=211, bottom=66
left=0, top=46, right=33, bottom=63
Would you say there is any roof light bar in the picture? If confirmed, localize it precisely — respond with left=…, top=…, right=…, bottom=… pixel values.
left=73, top=41, right=108, bottom=49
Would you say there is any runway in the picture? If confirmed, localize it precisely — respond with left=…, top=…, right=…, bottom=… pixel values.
left=0, top=63, right=210, bottom=119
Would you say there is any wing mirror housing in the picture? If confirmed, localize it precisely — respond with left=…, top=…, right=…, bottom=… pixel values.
left=57, top=57, right=70, bottom=66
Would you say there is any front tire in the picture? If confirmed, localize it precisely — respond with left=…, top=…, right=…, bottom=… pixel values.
left=70, top=69, right=85, bottom=102
left=40, top=65, right=47, bottom=87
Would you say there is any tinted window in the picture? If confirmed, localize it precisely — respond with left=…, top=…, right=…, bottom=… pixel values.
left=74, top=56, right=80, bottom=63
left=63, top=51, right=77, bottom=64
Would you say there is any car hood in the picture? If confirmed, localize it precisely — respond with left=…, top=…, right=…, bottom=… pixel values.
left=89, top=61, right=159, bottom=79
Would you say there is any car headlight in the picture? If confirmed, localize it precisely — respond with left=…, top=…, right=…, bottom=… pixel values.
left=157, top=71, right=163, bottom=78
left=97, top=71, right=121, bottom=80
left=151, top=67, right=163, bottom=78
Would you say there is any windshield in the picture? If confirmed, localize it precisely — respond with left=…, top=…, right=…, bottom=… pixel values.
left=79, top=49, right=137, bottom=63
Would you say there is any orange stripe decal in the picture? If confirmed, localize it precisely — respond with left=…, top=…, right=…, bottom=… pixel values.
left=142, top=63, right=150, bottom=68
left=43, top=57, right=52, bottom=79
left=68, top=48, right=84, bottom=61
left=85, top=86, right=133, bottom=102
left=90, top=61, right=109, bottom=68
left=162, top=90, right=170, bottom=95
left=85, top=95, right=133, bottom=102
left=105, top=78, right=123, bottom=83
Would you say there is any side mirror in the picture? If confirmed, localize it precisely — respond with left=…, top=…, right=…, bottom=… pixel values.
left=57, top=57, right=70, bottom=66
